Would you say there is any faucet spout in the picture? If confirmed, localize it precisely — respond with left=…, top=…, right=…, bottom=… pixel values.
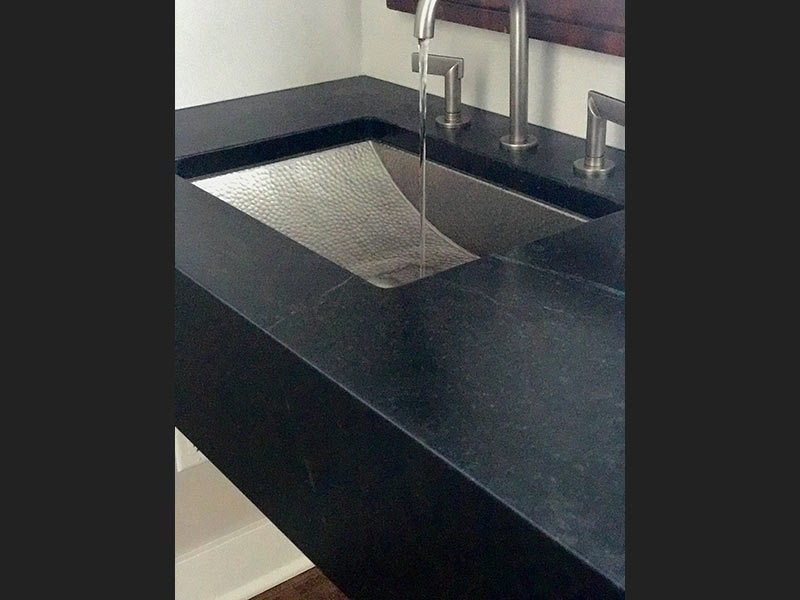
left=413, top=0, right=536, bottom=150
left=414, top=0, right=439, bottom=41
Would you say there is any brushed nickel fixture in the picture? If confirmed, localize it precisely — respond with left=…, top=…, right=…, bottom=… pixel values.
left=573, top=91, right=625, bottom=179
left=414, top=0, right=537, bottom=150
left=412, top=52, right=470, bottom=129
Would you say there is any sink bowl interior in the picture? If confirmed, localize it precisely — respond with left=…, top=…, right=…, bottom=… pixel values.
left=369, top=143, right=586, bottom=256
left=187, top=139, right=586, bottom=288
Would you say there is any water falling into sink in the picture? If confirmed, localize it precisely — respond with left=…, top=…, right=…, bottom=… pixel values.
left=418, top=38, right=430, bottom=278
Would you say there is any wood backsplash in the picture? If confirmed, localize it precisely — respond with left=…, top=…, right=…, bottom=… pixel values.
left=386, top=0, right=624, bottom=57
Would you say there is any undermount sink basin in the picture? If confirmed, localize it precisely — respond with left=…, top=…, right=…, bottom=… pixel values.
left=190, top=140, right=586, bottom=288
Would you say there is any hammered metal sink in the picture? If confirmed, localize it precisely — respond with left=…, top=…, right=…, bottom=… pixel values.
left=191, top=141, right=586, bottom=288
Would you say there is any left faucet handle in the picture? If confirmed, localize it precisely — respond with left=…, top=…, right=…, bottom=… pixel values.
left=411, top=52, right=470, bottom=130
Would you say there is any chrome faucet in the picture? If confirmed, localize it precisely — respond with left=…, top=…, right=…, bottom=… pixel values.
left=414, top=0, right=537, bottom=150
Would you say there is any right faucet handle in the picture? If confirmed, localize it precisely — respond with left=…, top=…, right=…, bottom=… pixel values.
left=573, top=91, right=625, bottom=179
left=412, top=52, right=470, bottom=129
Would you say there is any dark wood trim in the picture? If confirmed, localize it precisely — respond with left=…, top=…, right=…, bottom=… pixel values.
left=249, top=568, right=349, bottom=600
left=386, top=0, right=625, bottom=57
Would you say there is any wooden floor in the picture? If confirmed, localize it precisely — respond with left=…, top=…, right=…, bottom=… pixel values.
left=250, top=568, right=350, bottom=600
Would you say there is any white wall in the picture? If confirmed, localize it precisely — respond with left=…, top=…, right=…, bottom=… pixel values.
left=175, top=444, right=263, bottom=556
left=360, top=2, right=624, bottom=149
left=175, top=431, right=313, bottom=600
left=175, top=1, right=624, bottom=147
left=175, top=0, right=363, bottom=109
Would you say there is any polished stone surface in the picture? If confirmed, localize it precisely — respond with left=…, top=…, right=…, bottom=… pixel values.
left=175, top=76, right=625, bottom=600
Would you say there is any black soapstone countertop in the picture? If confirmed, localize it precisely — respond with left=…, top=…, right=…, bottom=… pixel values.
left=175, top=76, right=625, bottom=600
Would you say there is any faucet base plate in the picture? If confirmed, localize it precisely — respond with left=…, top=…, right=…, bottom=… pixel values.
left=573, top=158, right=615, bottom=179
left=436, top=114, right=470, bottom=129
left=500, top=134, right=538, bottom=151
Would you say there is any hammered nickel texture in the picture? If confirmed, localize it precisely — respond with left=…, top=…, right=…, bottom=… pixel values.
left=193, top=142, right=478, bottom=288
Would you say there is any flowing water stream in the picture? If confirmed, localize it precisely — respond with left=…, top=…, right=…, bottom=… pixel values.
left=418, top=39, right=429, bottom=278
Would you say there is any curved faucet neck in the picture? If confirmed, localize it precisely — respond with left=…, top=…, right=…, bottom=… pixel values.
left=415, top=0, right=527, bottom=41
left=414, top=0, right=439, bottom=41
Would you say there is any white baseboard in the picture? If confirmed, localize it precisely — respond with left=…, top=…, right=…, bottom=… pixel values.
left=176, top=518, right=314, bottom=600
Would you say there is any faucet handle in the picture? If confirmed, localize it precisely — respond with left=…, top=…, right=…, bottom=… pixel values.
left=411, top=52, right=464, bottom=79
left=573, top=91, right=625, bottom=179
left=411, top=52, right=470, bottom=130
